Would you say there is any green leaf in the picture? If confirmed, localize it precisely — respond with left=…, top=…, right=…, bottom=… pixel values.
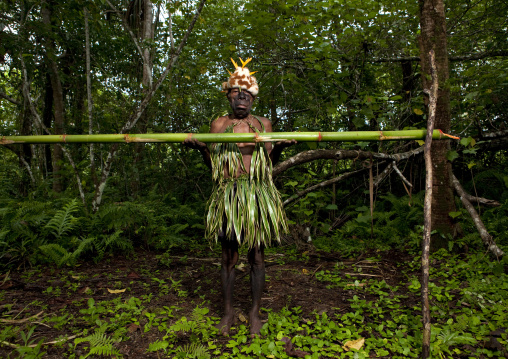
left=446, top=151, right=459, bottom=162
left=460, top=137, right=472, bottom=147
left=448, top=211, right=462, bottom=218
left=326, top=204, right=338, bottom=210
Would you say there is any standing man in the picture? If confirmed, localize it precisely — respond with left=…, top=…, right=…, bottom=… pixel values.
left=185, top=58, right=294, bottom=336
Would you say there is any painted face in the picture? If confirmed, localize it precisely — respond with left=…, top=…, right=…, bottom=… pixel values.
left=228, top=88, right=255, bottom=119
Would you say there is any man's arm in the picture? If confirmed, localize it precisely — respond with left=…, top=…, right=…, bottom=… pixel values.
left=183, top=137, right=212, bottom=169
left=262, top=118, right=296, bottom=164
left=183, top=117, right=225, bottom=169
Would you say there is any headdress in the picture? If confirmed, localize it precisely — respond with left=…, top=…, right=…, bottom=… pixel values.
left=222, top=57, right=259, bottom=96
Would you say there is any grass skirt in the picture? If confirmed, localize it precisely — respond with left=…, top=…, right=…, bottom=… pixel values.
left=206, top=139, right=289, bottom=248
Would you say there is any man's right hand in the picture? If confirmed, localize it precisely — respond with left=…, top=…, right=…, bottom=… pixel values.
left=183, top=138, right=207, bottom=151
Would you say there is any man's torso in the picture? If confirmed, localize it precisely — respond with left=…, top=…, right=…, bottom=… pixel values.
left=211, top=114, right=272, bottom=176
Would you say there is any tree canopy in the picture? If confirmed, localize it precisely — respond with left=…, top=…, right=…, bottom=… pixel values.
left=1, top=0, right=507, bottom=253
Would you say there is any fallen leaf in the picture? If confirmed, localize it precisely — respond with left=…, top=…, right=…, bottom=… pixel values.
left=302, top=269, right=309, bottom=275
left=127, top=323, right=140, bottom=333
left=127, top=271, right=140, bottom=278
left=71, top=275, right=80, bottom=280
left=238, top=313, right=247, bottom=322
left=343, top=337, right=365, bottom=351
left=79, top=286, right=91, bottom=294
left=107, top=288, right=126, bottom=294
left=346, top=283, right=366, bottom=287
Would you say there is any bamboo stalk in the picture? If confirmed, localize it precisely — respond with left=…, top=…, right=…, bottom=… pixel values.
left=1, top=130, right=447, bottom=145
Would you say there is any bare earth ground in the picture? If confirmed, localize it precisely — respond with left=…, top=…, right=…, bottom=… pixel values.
left=0, top=249, right=420, bottom=358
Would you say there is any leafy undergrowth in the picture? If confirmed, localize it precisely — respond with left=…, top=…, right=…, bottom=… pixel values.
left=0, top=247, right=507, bottom=358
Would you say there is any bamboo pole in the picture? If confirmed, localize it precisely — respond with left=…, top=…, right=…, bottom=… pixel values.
left=1, top=130, right=449, bottom=145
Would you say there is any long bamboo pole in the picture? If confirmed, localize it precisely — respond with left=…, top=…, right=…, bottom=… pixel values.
left=1, top=130, right=450, bottom=145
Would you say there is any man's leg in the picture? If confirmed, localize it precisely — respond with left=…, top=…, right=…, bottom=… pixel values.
left=217, top=238, right=239, bottom=335
left=248, top=244, right=265, bottom=336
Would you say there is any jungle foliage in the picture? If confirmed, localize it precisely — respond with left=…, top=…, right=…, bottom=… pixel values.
left=0, top=0, right=508, bottom=356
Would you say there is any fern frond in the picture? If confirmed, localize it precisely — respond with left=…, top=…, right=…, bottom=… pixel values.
left=73, top=237, right=94, bottom=258
left=170, top=317, right=196, bottom=333
left=176, top=342, right=210, bottom=359
left=147, top=340, right=169, bottom=352
left=44, top=199, right=80, bottom=240
left=74, top=331, right=121, bottom=358
left=39, top=244, right=70, bottom=267
left=39, top=238, right=92, bottom=267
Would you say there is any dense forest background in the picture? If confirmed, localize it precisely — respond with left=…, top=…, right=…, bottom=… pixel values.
left=1, top=0, right=507, bottom=266
left=1, top=1, right=508, bottom=358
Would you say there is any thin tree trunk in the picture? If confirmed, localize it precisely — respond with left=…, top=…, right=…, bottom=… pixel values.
left=42, top=0, right=65, bottom=193
left=132, top=0, right=155, bottom=197
left=20, top=56, right=88, bottom=211
left=20, top=93, right=33, bottom=196
left=451, top=174, right=504, bottom=257
left=419, top=0, right=459, bottom=249
left=84, top=7, right=96, bottom=187
left=91, top=0, right=207, bottom=212
left=421, top=49, right=438, bottom=359
left=42, top=73, right=53, bottom=179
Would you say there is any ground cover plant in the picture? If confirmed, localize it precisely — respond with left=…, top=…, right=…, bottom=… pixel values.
left=0, top=240, right=507, bottom=358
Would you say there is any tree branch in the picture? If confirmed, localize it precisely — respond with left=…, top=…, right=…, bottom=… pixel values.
left=2, top=144, right=35, bottom=183
left=0, top=91, right=21, bottom=106
left=283, top=168, right=367, bottom=206
left=371, top=50, right=508, bottom=63
left=480, top=130, right=508, bottom=139
left=452, top=174, right=504, bottom=257
left=273, top=147, right=423, bottom=176
left=392, top=162, right=413, bottom=188
left=461, top=190, right=500, bottom=207
left=105, top=0, right=146, bottom=64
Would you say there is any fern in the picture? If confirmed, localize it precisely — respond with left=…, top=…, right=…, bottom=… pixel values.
left=175, top=342, right=210, bottom=359
left=170, top=317, right=197, bottom=333
left=39, top=244, right=72, bottom=267
left=43, top=199, right=80, bottom=240
left=147, top=339, right=169, bottom=352
left=93, top=230, right=132, bottom=262
left=39, top=237, right=93, bottom=267
left=74, top=330, right=121, bottom=358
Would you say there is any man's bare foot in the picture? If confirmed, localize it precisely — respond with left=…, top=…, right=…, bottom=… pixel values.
left=216, top=314, right=235, bottom=336
left=249, top=313, right=263, bottom=337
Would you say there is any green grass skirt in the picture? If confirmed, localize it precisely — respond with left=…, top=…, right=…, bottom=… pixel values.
left=205, top=176, right=289, bottom=248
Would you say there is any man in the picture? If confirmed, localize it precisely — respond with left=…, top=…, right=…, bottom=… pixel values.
left=185, top=58, right=294, bottom=336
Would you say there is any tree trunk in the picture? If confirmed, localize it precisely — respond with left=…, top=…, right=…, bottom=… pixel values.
left=20, top=95, right=33, bottom=196
left=84, top=7, right=96, bottom=188
left=91, top=0, right=207, bottom=212
left=131, top=0, right=154, bottom=197
left=43, top=73, right=54, bottom=178
left=42, top=0, right=65, bottom=193
left=419, top=0, right=459, bottom=249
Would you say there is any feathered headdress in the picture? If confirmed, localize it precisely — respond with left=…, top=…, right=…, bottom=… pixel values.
left=222, top=57, right=259, bottom=96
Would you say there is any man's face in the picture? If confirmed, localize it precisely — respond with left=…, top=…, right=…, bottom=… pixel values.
left=228, top=88, right=255, bottom=119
